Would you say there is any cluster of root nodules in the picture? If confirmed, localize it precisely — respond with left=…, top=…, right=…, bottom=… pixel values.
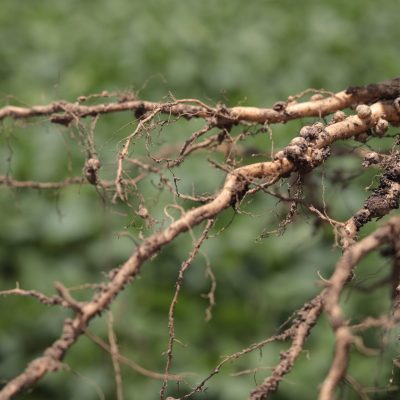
left=2, top=78, right=400, bottom=400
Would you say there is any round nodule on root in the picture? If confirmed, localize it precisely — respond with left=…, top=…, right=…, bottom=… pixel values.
left=300, top=125, right=312, bottom=137
left=356, top=104, right=372, bottom=120
left=289, top=137, right=307, bottom=148
left=362, top=152, right=380, bottom=167
left=86, top=157, right=101, bottom=171
left=313, top=122, right=325, bottom=131
left=355, top=132, right=369, bottom=143
left=300, top=125, right=319, bottom=141
left=273, top=150, right=285, bottom=160
left=394, top=97, right=400, bottom=114
left=374, top=118, right=389, bottom=137
left=284, top=145, right=302, bottom=159
left=332, top=110, right=346, bottom=123
left=311, top=148, right=330, bottom=165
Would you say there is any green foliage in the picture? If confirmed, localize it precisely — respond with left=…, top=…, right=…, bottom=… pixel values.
left=1, top=1, right=400, bottom=399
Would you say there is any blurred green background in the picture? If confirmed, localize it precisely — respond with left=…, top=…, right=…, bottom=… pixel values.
left=1, top=0, right=400, bottom=399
